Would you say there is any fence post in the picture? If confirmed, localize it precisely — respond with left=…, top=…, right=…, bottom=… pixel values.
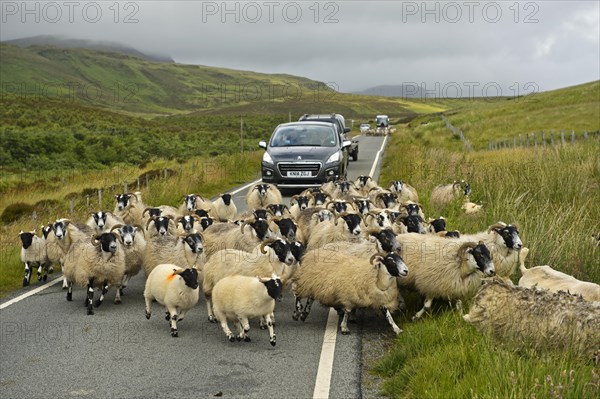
left=526, top=134, right=529, bottom=147
left=146, top=174, right=149, bottom=188
left=137, top=178, right=140, bottom=189
left=164, top=169, right=168, bottom=179
left=86, top=195, right=90, bottom=208
left=32, top=211, right=37, bottom=221
left=550, top=132, right=555, bottom=145
left=519, top=134, right=522, bottom=147
left=541, top=131, right=545, bottom=146
left=584, top=131, right=588, bottom=140
left=571, top=130, right=575, bottom=143
left=98, top=189, right=102, bottom=206
left=560, top=130, right=565, bottom=144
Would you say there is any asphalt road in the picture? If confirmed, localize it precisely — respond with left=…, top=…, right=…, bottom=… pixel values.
left=0, top=135, right=390, bottom=399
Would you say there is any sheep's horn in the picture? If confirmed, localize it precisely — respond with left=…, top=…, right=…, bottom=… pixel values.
left=145, top=217, right=156, bottom=230
left=91, top=236, right=101, bottom=246
left=133, top=224, right=146, bottom=238
left=260, top=239, right=277, bottom=254
left=487, top=222, right=507, bottom=233
left=457, top=242, right=478, bottom=258
left=369, top=254, right=384, bottom=265
left=368, top=187, right=380, bottom=193
left=124, top=192, right=139, bottom=202
left=110, top=224, right=123, bottom=233
left=143, top=207, right=156, bottom=217
left=240, top=218, right=254, bottom=234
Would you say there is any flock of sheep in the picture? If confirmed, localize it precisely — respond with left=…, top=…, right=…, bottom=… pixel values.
left=17, top=175, right=599, bottom=352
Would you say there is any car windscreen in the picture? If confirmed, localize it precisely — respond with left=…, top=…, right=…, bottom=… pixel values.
left=270, top=125, right=337, bottom=147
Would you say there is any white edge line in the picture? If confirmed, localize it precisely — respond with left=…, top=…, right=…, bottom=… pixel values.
left=3, top=178, right=263, bottom=310
left=0, top=277, right=63, bottom=310
left=312, top=308, right=339, bottom=399
left=313, top=135, right=389, bottom=399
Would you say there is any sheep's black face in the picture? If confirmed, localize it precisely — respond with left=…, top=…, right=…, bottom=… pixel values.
left=252, top=219, right=271, bottom=240
left=263, top=278, right=283, bottom=301
left=146, top=208, right=162, bottom=218
left=19, top=232, right=34, bottom=249
left=194, top=209, right=209, bottom=218
left=120, top=225, right=136, bottom=246
left=184, top=233, right=203, bottom=254
left=471, top=244, right=494, bottom=276
left=221, top=194, right=232, bottom=206
left=391, top=180, right=403, bottom=192
left=275, top=218, right=297, bottom=241
left=405, top=204, right=421, bottom=216
left=179, top=268, right=199, bottom=289
left=92, top=212, right=108, bottom=229
left=115, top=194, right=130, bottom=211
left=268, top=204, right=287, bottom=217
left=52, top=221, right=68, bottom=240
left=373, top=229, right=400, bottom=253
left=463, top=182, right=471, bottom=196
left=290, top=241, right=305, bottom=262
left=253, top=209, right=269, bottom=220
left=98, top=233, right=118, bottom=254
left=381, top=193, right=397, bottom=208
left=357, top=175, right=370, bottom=187
left=381, top=253, right=408, bottom=277
left=256, top=184, right=269, bottom=197
left=445, top=231, right=460, bottom=238
left=355, top=200, right=370, bottom=214
left=179, top=216, right=194, bottom=232
left=429, top=217, right=446, bottom=233
left=342, top=214, right=362, bottom=235
left=200, top=217, right=213, bottom=231
left=317, top=210, right=333, bottom=222
left=337, top=181, right=352, bottom=194
left=402, top=215, right=426, bottom=234
left=184, top=195, right=197, bottom=212
left=376, top=213, right=389, bottom=228
left=153, top=217, right=171, bottom=236
left=296, top=196, right=310, bottom=210
left=268, top=239, right=294, bottom=265
left=313, top=192, right=328, bottom=206
left=332, top=201, right=348, bottom=214
left=41, top=225, right=52, bottom=239
left=495, top=225, right=522, bottom=250
left=388, top=211, right=401, bottom=224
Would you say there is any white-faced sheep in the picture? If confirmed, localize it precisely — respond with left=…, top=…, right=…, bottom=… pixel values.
left=454, top=222, right=522, bottom=279
left=202, top=238, right=295, bottom=323
left=144, top=264, right=199, bottom=337
left=212, top=193, right=238, bottom=222
left=63, top=229, right=126, bottom=314
left=212, top=274, right=282, bottom=345
left=292, top=251, right=408, bottom=335
left=306, top=213, right=364, bottom=250
left=246, top=183, right=282, bottom=210
left=143, top=232, right=204, bottom=277
left=389, top=180, right=419, bottom=203
left=395, top=233, right=495, bottom=319
left=517, top=247, right=600, bottom=302
left=430, top=180, right=471, bottom=209
left=464, top=278, right=600, bottom=358
left=201, top=218, right=277, bottom=259
left=85, top=211, right=123, bottom=234
left=19, top=229, right=52, bottom=286
left=115, top=224, right=146, bottom=294
left=114, top=192, right=145, bottom=225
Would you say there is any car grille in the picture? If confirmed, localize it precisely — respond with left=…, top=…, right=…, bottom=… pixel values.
left=278, top=162, right=322, bottom=177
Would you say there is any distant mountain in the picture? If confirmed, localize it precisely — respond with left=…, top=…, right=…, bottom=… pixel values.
left=4, top=35, right=174, bottom=63
left=354, top=85, right=425, bottom=98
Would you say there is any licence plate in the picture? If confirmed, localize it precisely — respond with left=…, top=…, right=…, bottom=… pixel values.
left=287, top=171, right=311, bottom=177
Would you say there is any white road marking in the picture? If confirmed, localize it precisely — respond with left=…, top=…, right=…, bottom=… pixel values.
left=312, top=308, right=339, bottom=399
left=0, top=277, right=63, bottom=310
left=228, top=178, right=262, bottom=195
left=313, top=135, right=389, bottom=399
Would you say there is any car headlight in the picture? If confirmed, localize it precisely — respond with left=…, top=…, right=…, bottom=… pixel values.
left=262, top=152, right=274, bottom=165
left=326, top=152, right=340, bottom=164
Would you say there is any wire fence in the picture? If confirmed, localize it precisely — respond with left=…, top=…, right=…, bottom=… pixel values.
left=487, top=130, right=600, bottom=150
left=440, top=114, right=473, bottom=152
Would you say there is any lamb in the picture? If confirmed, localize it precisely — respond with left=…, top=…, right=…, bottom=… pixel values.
left=85, top=211, right=123, bottom=234
left=517, top=247, right=600, bottom=302
left=464, top=278, right=600, bottom=358
left=292, top=251, right=408, bottom=335
left=144, top=264, right=199, bottom=337
left=246, top=183, right=282, bottom=210
left=306, top=212, right=364, bottom=250
left=115, top=224, right=146, bottom=294
left=212, top=193, right=237, bottom=222
left=114, top=192, right=145, bottom=225
left=212, top=274, right=282, bottom=345
left=63, top=230, right=126, bottom=314
left=453, top=222, right=523, bottom=279
left=395, top=233, right=495, bottom=319
left=430, top=180, right=471, bottom=209
left=202, top=238, right=295, bottom=322
left=19, top=229, right=52, bottom=286
left=201, top=218, right=277, bottom=259
left=389, top=180, right=419, bottom=203
left=143, top=232, right=204, bottom=277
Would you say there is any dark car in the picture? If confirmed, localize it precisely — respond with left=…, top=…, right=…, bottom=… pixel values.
left=259, top=122, right=352, bottom=188
left=298, top=113, right=359, bottom=161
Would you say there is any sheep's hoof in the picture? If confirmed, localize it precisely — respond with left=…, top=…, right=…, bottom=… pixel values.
left=22, top=279, right=29, bottom=287
left=165, top=313, right=171, bottom=321
left=228, top=336, right=236, bottom=342
left=341, top=330, right=350, bottom=335
left=270, top=338, right=276, bottom=347
left=114, top=299, right=122, bottom=305
left=66, top=292, right=72, bottom=301
left=292, top=312, right=300, bottom=321
left=259, top=324, right=267, bottom=330
left=38, top=274, right=43, bottom=281
left=145, top=311, right=151, bottom=320
left=48, top=266, right=54, bottom=274
left=94, top=299, right=103, bottom=308
left=119, top=288, right=125, bottom=296
left=171, top=329, right=178, bottom=337
left=236, top=336, right=242, bottom=342
left=87, top=308, right=94, bottom=316
left=43, top=275, right=48, bottom=282
left=244, top=336, right=251, bottom=342
left=300, top=312, right=309, bottom=322
left=208, top=316, right=217, bottom=323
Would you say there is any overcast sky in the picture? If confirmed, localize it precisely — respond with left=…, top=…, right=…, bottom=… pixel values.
left=2, top=1, right=599, bottom=94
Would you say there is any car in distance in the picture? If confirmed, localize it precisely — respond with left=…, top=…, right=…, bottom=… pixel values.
left=359, top=123, right=371, bottom=133
left=298, top=113, right=359, bottom=161
left=259, top=121, right=352, bottom=188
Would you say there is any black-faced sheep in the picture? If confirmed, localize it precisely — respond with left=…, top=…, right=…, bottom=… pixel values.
left=114, top=192, right=145, bottom=225
left=201, top=218, right=277, bottom=259
left=389, top=180, right=419, bottom=203
left=115, top=224, right=146, bottom=294
left=85, top=211, right=123, bottom=234
left=430, top=180, right=471, bottom=209
left=143, top=232, right=204, bottom=277
left=212, top=193, right=237, bottom=222
left=246, top=183, right=282, bottom=210
left=306, top=213, right=364, bottom=250
left=18, top=229, right=52, bottom=286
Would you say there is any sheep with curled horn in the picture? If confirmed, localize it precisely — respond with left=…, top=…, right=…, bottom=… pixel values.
left=266, top=203, right=290, bottom=218
left=389, top=180, right=419, bottom=203
left=306, top=211, right=364, bottom=250
left=325, top=199, right=355, bottom=215
left=176, top=214, right=202, bottom=235
left=114, top=192, right=146, bottom=225
left=289, top=194, right=313, bottom=219
left=113, top=223, right=147, bottom=294
left=373, top=191, right=399, bottom=210
left=246, top=183, right=282, bottom=210
left=201, top=217, right=278, bottom=259
left=430, top=180, right=471, bottom=210
left=180, top=193, right=213, bottom=215
left=145, top=215, right=177, bottom=237
left=353, top=175, right=378, bottom=196
left=269, top=216, right=304, bottom=243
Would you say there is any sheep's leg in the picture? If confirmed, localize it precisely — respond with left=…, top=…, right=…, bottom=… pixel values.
left=37, top=263, right=43, bottom=281
left=167, top=306, right=179, bottom=337
left=259, top=315, right=267, bottom=330
left=86, top=279, right=95, bottom=315
left=349, top=309, right=357, bottom=324
left=265, top=313, right=276, bottom=346
left=300, top=298, right=314, bottom=322
left=382, top=307, right=402, bottom=335
left=94, top=281, right=109, bottom=308
left=120, top=274, right=131, bottom=295
left=23, top=262, right=31, bottom=287
left=234, top=320, right=245, bottom=341
left=293, top=294, right=304, bottom=321
left=219, top=319, right=235, bottom=342
left=144, top=294, right=153, bottom=319
left=340, top=308, right=352, bottom=335
left=206, top=296, right=217, bottom=323
left=66, top=281, right=73, bottom=302
left=42, top=261, right=50, bottom=282
left=413, top=297, right=433, bottom=320
left=178, top=309, right=188, bottom=323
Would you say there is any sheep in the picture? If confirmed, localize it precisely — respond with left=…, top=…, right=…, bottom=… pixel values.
left=19, top=229, right=52, bottom=286
left=430, top=180, right=471, bottom=209
left=114, top=192, right=145, bottom=225
left=427, top=216, right=460, bottom=238
left=270, top=217, right=304, bottom=243
left=295, top=207, right=334, bottom=244
left=372, top=190, right=399, bottom=209
left=201, top=218, right=277, bottom=259
left=463, top=278, right=600, bottom=358
left=392, top=214, right=427, bottom=235
left=306, top=213, right=364, bottom=250
left=246, top=183, right=283, bottom=210
left=115, top=224, right=146, bottom=294
left=157, top=205, right=181, bottom=220
left=202, top=238, right=295, bottom=321
left=454, top=222, right=523, bottom=279
left=63, top=230, right=126, bottom=314
left=292, top=251, right=408, bottom=335
left=289, top=195, right=313, bottom=219
left=395, top=233, right=495, bottom=319
left=144, top=264, right=199, bottom=337
left=143, top=232, right=204, bottom=277
left=365, top=209, right=396, bottom=229
left=175, top=214, right=201, bottom=235
left=389, top=180, right=419, bottom=203
left=354, top=175, right=378, bottom=196
left=212, top=274, right=282, bottom=345
left=266, top=203, right=290, bottom=218
left=85, top=211, right=123, bottom=234
left=353, top=197, right=373, bottom=215
left=328, top=228, right=401, bottom=258
left=462, top=201, right=483, bottom=215
left=517, top=247, right=600, bottom=302
left=181, top=194, right=213, bottom=215
left=198, top=216, right=214, bottom=232
left=330, top=180, right=361, bottom=200
left=145, top=215, right=177, bottom=237
left=211, top=193, right=237, bottom=222
left=325, top=199, right=356, bottom=215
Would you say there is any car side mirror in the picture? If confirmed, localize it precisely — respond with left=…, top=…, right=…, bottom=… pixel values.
left=344, top=127, right=351, bottom=134
left=258, top=141, right=267, bottom=149
left=342, top=140, right=352, bottom=148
